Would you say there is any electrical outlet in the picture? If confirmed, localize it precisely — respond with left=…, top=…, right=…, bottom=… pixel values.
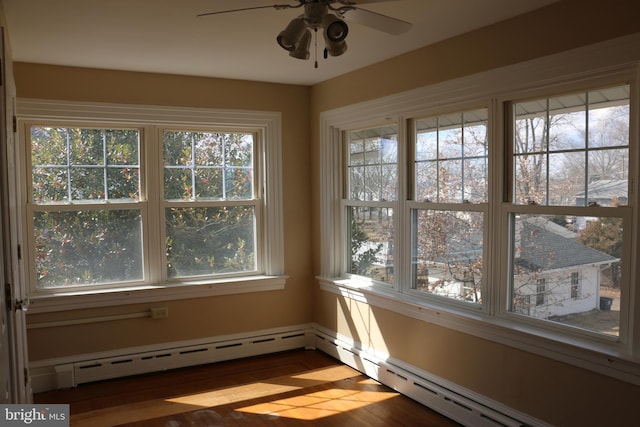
left=151, top=306, right=168, bottom=319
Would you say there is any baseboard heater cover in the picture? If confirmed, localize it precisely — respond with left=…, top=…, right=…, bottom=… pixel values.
left=31, top=326, right=313, bottom=392
left=313, top=330, right=551, bottom=427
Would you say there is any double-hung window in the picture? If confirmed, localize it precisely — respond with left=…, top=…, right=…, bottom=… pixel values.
left=319, top=38, right=639, bottom=382
left=345, top=125, right=398, bottom=285
left=410, top=109, right=488, bottom=305
left=505, top=85, right=630, bottom=337
left=20, top=101, right=284, bottom=304
left=162, top=129, right=259, bottom=279
left=29, top=126, right=144, bottom=288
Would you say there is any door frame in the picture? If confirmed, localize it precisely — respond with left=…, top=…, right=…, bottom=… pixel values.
left=0, top=24, right=31, bottom=404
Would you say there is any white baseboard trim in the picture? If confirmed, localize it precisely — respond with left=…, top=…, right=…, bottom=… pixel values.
left=29, top=323, right=549, bottom=427
left=311, top=324, right=552, bottom=427
left=30, top=324, right=315, bottom=393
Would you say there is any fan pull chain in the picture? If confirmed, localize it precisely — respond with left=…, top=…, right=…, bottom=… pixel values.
left=314, top=28, right=318, bottom=69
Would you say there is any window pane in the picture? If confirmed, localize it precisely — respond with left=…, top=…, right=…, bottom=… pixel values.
left=33, top=209, right=143, bottom=288
left=509, top=214, right=622, bottom=336
left=69, top=129, right=104, bottom=165
left=415, top=161, right=438, bottom=202
left=32, top=167, right=68, bottom=203
left=415, top=109, right=488, bottom=203
left=70, top=167, right=104, bottom=200
left=512, top=86, right=629, bottom=206
left=347, top=126, right=398, bottom=202
left=107, top=167, right=140, bottom=200
left=165, top=206, right=257, bottom=278
left=30, top=126, right=140, bottom=203
left=195, top=168, right=223, bottom=199
left=412, top=209, right=483, bottom=304
left=163, top=131, right=254, bottom=201
left=31, top=127, right=68, bottom=166
left=163, top=168, right=193, bottom=200
left=348, top=206, right=394, bottom=284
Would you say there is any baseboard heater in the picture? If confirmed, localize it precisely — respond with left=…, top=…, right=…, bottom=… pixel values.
left=313, top=330, right=549, bottom=427
left=32, top=326, right=547, bottom=427
left=32, top=326, right=311, bottom=392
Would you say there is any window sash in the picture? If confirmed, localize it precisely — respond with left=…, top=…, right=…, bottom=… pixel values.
left=320, top=39, right=640, bottom=382
left=331, top=86, right=633, bottom=339
left=21, top=107, right=280, bottom=296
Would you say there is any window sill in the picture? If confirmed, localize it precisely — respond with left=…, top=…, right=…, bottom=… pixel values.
left=28, top=275, right=288, bottom=314
left=317, top=276, right=640, bottom=386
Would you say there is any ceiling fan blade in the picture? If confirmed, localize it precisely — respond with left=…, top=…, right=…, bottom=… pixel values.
left=344, top=8, right=412, bottom=35
left=196, top=4, right=297, bottom=18
left=337, top=0, right=404, bottom=4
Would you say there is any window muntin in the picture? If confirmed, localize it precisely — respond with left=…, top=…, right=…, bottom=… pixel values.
left=29, top=126, right=143, bottom=289
left=26, top=120, right=273, bottom=292
left=345, top=125, right=397, bottom=284
left=319, top=45, right=640, bottom=379
left=347, top=126, right=398, bottom=202
left=512, top=86, right=629, bottom=206
left=162, top=131, right=254, bottom=201
left=411, top=109, right=488, bottom=304
left=415, top=109, right=488, bottom=203
left=508, top=85, right=629, bottom=338
left=31, top=127, right=140, bottom=203
left=162, top=130, right=260, bottom=280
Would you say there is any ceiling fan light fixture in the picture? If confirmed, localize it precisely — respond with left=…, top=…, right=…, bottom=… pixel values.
left=322, top=14, right=348, bottom=42
left=277, top=17, right=306, bottom=51
left=289, top=29, right=312, bottom=60
left=324, top=39, right=347, bottom=57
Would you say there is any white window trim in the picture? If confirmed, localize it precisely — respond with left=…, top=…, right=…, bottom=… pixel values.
left=318, top=33, right=640, bottom=384
left=17, top=99, right=286, bottom=313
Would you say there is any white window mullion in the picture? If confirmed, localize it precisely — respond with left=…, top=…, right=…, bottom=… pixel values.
left=18, top=101, right=285, bottom=307
left=488, top=97, right=504, bottom=317
left=397, top=115, right=413, bottom=294
left=144, top=125, right=162, bottom=285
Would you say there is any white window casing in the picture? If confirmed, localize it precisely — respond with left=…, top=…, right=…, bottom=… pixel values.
left=318, top=33, right=640, bottom=385
left=17, top=100, right=286, bottom=313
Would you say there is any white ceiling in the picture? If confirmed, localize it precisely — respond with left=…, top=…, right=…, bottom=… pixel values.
left=2, top=0, right=559, bottom=86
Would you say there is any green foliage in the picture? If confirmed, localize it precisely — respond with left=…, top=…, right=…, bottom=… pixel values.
left=34, top=210, right=143, bottom=287
left=165, top=206, right=256, bottom=278
left=349, top=215, right=382, bottom=276
left=30, top=126, right=257, bottom=287
left=31, top=127, right=140, bottom=202
left=162, top=131, right=257, bottom=278
left=578, top=217, right=623, bottom=259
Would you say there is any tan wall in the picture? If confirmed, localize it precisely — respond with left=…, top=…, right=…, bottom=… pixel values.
left=12, top=0, right=640, bottom=425
left=310, top=1, right=639, bottom=426
left=15, top=64, right=313, bottom=360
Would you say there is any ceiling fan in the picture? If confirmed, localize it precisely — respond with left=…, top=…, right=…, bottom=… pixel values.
left=197, top=0, right=412, bottom=66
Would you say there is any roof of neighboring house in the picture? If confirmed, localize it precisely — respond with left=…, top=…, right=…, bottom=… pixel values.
left=574, top=179, right=627, bottom=204
left=515, top=218, right=618, bottom=272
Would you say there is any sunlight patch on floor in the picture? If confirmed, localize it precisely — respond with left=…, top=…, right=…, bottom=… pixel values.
left=167, top=365, right=358, bottom=407
left=236, top=388, right=398, bottom=421
left=71, top=365, right=379, bottom=426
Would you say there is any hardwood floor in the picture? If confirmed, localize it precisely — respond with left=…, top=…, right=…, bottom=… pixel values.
left=35, top=349, right=462, bottom=426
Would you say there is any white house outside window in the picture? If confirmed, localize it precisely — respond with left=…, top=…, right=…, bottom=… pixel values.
left=319, top=39, right=640, bottom=383
left=410, top=109, right=488, bottom=305
left=506, top=85, right=629, bottom=337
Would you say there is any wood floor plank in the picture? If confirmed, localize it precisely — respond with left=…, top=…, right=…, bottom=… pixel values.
left=35, top=349, right=462, bottom=426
